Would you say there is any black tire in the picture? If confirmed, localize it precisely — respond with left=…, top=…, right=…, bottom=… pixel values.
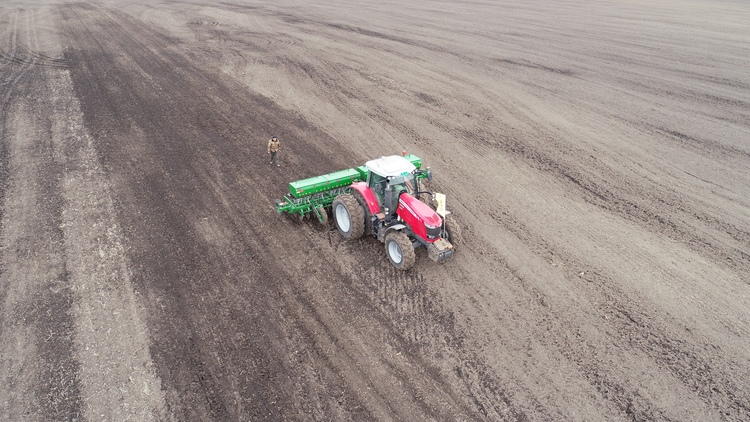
left=353, top=191, right=373, bottom=235
left=443, top=217, right=462, bottom=248
left=385, top=231, right=416, bottom=270
left=332, top=194, right=365, bottom=239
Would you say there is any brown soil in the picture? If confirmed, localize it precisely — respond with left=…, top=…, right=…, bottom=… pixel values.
left=1, top=0, right=748, bottom=420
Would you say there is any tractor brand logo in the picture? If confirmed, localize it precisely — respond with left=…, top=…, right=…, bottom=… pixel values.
left=400, top=200, right=418, bottom=219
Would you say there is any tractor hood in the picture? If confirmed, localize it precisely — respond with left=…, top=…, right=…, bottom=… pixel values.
left=398, top=194, right=442, bottom=228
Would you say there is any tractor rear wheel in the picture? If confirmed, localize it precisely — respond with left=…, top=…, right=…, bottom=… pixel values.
left=332, top=194, right=365, bottom=239
left=353, top=191, right=372, bottom=235
left=385, top=231, right=415, bottom=270
left=443, top=218, right=463, bottom=247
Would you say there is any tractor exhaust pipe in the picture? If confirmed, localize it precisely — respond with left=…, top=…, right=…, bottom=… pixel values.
left=384, top=181, right=393, bottom=224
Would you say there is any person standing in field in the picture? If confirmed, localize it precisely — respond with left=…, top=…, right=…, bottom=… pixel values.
left=268, top=135, right=281, bottom=166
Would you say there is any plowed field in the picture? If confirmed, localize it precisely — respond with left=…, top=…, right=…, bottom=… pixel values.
left=1, top=0, right=749, bottom=420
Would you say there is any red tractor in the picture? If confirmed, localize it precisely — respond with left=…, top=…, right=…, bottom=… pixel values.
left=331, top=155, right=461, bottom=270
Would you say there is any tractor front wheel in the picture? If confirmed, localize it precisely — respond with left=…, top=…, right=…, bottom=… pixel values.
left=385, top=231, right=416, bottom=270
left=332, top=194, right=365, bottom=239
left=443, top=218, right=463, bottom=247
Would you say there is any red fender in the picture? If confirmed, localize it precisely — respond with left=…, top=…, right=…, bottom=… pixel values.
left=350, top=182, right=381, bottom=214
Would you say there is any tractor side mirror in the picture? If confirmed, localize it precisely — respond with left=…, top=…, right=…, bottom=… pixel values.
left=426, top=168, right=433, bottom=181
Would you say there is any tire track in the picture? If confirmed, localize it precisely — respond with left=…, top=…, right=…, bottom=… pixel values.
left=1, top=10, right=36, bottom=103
left=323, top=238, right=523, bottom=420
left=0, top=7, right=85, bottom=420
left=486, top=201, right=750, bottom=418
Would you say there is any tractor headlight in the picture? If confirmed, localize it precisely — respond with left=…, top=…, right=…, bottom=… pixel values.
left=426, top=224, right=441, bottom=239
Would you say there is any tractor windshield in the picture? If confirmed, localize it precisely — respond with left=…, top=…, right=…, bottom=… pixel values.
left=389, top=173, right=417, bottom=195
left=369, top=172, right=418, bottom=210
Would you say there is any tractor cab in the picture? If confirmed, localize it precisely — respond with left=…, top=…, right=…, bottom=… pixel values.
left=365, top=156, right=417, bottom=214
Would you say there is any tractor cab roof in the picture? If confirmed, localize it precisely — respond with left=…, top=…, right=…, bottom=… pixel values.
left=365, top=155, right=416, bottom=178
